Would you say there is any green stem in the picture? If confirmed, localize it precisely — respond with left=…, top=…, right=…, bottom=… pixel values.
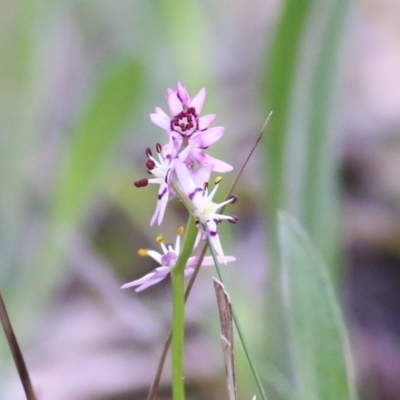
left=170, top=216, right=198, bottom=400
left=208, top=240, right=268, bottom=400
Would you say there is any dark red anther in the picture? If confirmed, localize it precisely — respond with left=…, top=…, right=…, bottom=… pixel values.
left=156, top=143, right=162, bottom=153
left=146, top=159, right=156, bottom=170
left=145, top=148, right=152, bottom=157
left=228, top=215, right=239, bottom=224
left=228, top=195, right=238, bottom=204
left=134, top=179, right=149, bottom=188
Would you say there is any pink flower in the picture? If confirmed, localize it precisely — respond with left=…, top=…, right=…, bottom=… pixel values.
left=121, top=227, right=235, bottom=292
left=150, top=83, right=231, bottom=173
left=174, top=159, right=238, bottom=262
left=151, top=82, right=215, bottom=139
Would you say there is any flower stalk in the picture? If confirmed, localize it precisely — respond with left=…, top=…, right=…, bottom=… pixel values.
left=170, top=216, right=198, bottom=400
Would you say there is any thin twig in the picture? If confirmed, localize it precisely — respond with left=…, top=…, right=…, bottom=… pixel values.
left=0, top=290, right=37, bottom=400
left=146, top=114, right=272, bottom=400
left=224, top=112, right=272, bottom=205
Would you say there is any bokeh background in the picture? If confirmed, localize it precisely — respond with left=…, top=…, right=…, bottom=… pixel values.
left=1, top=0, right=400, bottom=399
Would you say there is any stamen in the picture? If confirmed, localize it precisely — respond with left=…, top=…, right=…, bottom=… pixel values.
left=146, top=159, right=156, bottom=170
left=134, top=179, right=148, bottom=188
left=215, top=176, right=223, bottom=185
left=228, top=195, right=237, bottom=204
left=156, top=235, right=165, bottom=244
left=156, top=143, right=162, bottom=153
left=170, top=107, right=199, bottom=137
left=203, top=182, right=208, bottom=190
left=176, top=226, right=184, bottom=235
left=145, top=148, right=152, bottom=157
left=228, top=215, right=239, bottom=224
left=138, top=249, right=148, bottom=256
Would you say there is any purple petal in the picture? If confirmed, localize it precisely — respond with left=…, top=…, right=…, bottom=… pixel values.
left=163, top=138, right=183, bottom=159
left=186, top=256, right=236, bottom=266
left=198, top=114, right=216, bottom=130
left=177, top=82, right=190, bottom=105
left=121, top=266, right=170, bottom=292
left=192, top=165, right=213, bottom=187
left=168, top=92, right=183, bottom=116
left=207, top=227, right=226, bottom=264
left=193, top=229, right=202, bottom=249
left=157, top=191, right=169, bottom=225
left=190, top=150, right=233, bottom=172
left=184, top=267, right=194, bottom=276
left=150, top=185, right=170, bottom=226
left=150, top=108, right=171, bottom=130
left=192, top=126, right=225, bottom=147
left=190, top=88, right=206, bottom=114
left=175, top=159, right=195, bottom=195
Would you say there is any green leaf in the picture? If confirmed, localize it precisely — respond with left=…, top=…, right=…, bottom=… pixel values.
left=52, top=59, right=145, bottom=225
left=264, top=0, right=350, bottom=268
left=278, top=212, right=357, bottom=400
left=261, top=2, right=351, bottom=389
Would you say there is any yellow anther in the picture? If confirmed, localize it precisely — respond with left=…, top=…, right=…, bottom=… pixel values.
left=138, top=249, right=148, bottom=257
left=156, top=235, right=165, bottom=243
left=215, top=176, right=223, bottom=184
left=176, top=226, right=184, bottom=235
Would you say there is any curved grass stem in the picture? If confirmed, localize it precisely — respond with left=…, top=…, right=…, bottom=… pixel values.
left=0, top=289, right=37, bottom=400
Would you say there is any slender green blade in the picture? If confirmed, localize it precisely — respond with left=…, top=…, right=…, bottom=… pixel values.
left=262, top=1, right=351, bottom=390
left=52, top=59, right=145, bottom=224
left=264, top=0, right=350, bottom=267
left=278, top=212, right=357, bottom=400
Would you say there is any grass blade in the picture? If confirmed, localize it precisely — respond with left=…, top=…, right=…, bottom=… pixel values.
left=278, top=212, right=357, bottom=400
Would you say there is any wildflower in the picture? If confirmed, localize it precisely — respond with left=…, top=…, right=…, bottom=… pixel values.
left=121, top=226, right=235, bottom=292
left=150, top=82, right=232, bottom=172
left=175, top=159, right=238, bottom=262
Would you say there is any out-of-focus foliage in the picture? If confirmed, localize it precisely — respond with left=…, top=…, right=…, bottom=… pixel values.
left=1, top=0, right=400, bottom=399
left=278, top=212, right=356, bottom=400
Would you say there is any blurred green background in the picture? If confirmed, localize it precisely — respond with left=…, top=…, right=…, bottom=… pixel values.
left=2, top=0, right=400, bottom=399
